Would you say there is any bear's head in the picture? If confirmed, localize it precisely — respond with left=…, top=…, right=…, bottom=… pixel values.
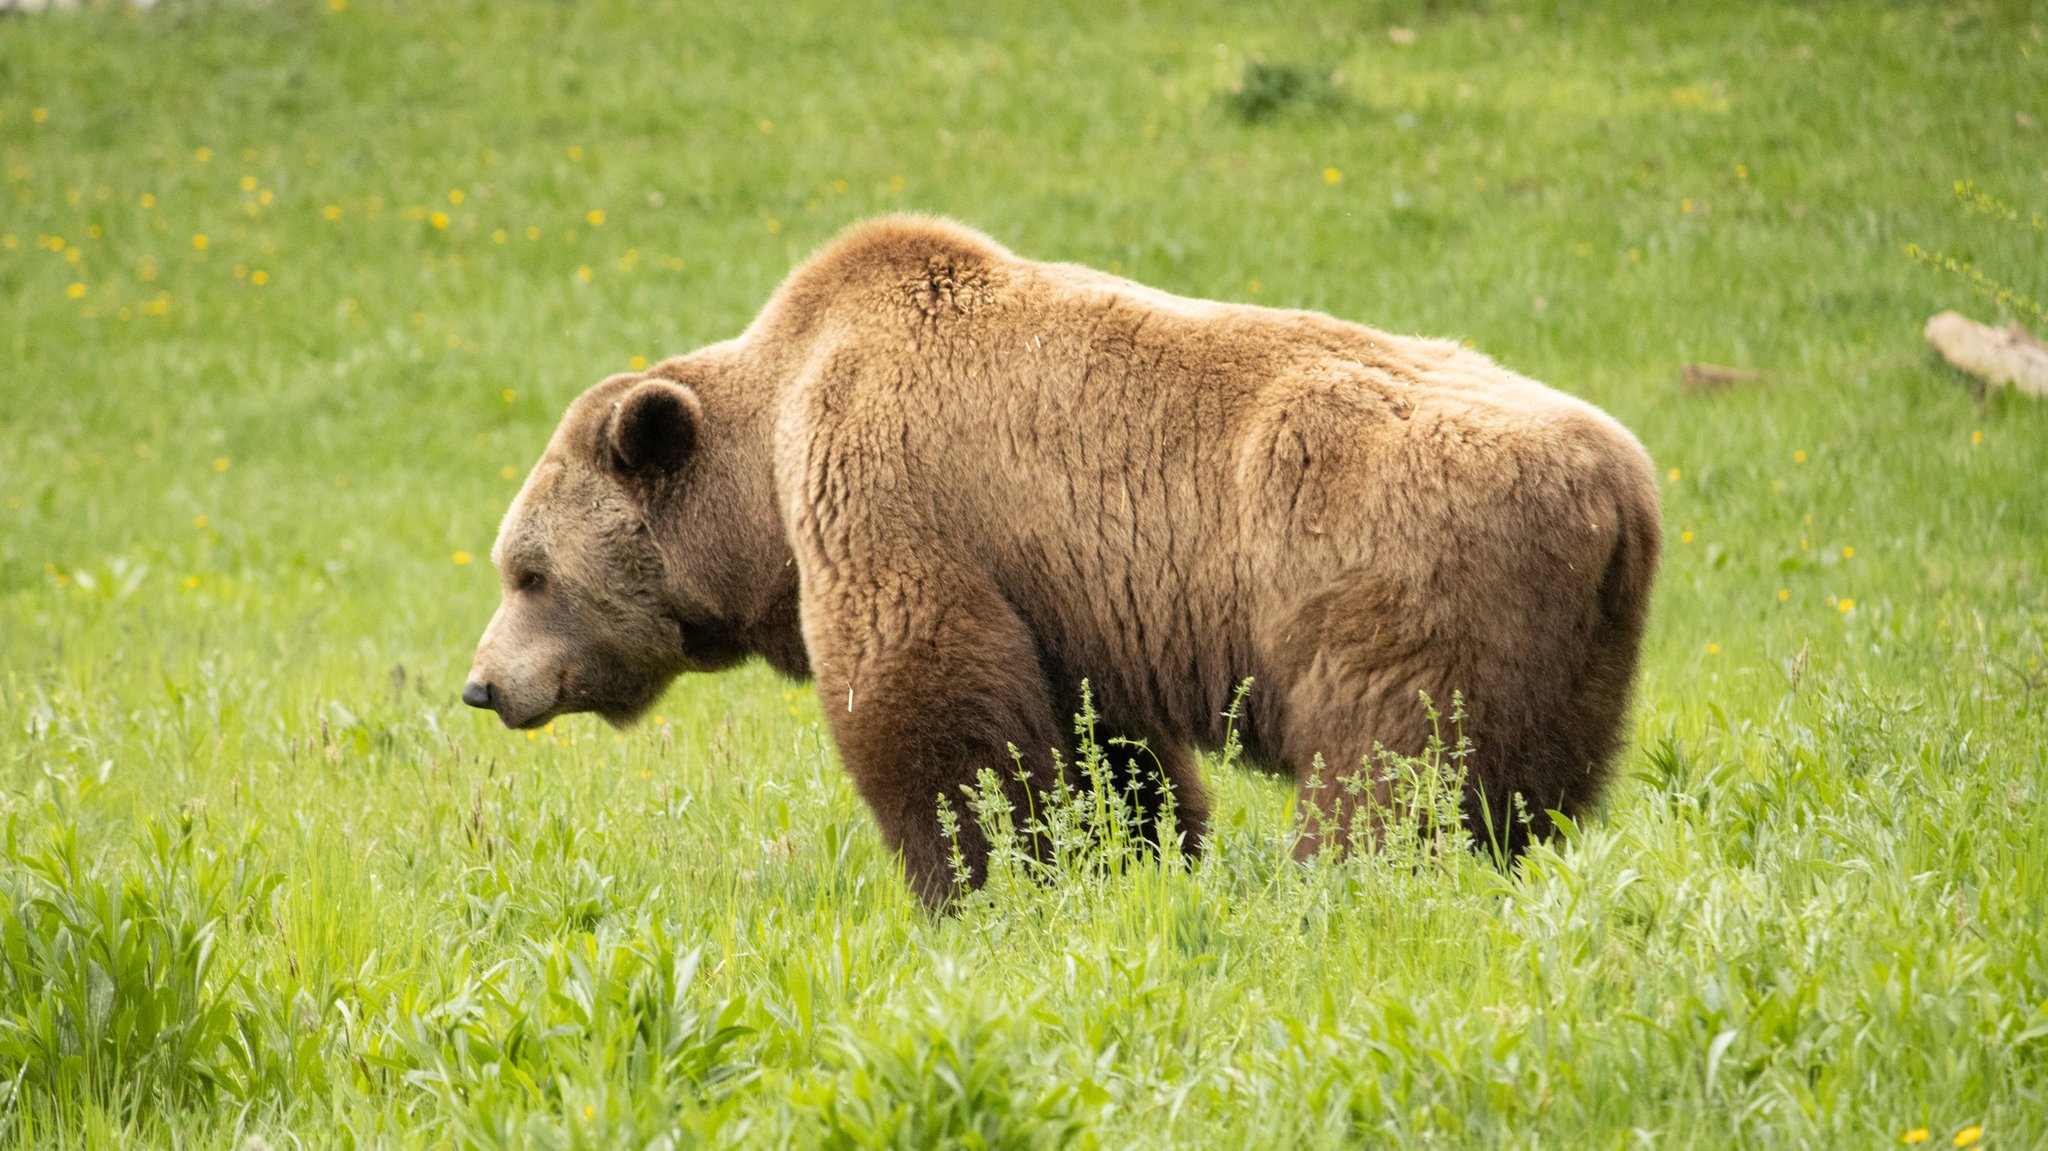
left=462, top=367, right=803, bottom=730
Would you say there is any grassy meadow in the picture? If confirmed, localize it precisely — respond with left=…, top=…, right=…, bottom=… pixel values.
left=4, top=0, right=2048, bottom=1145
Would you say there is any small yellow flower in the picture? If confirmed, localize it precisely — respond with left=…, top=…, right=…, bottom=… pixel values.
left=1971, top=430, right=1983, bottom=445
left=567, top=145, right=584, bottom=161
left=193, top=515, right=208, bottom=529
left=502, top=389, right=517, bottom=404
left=765, top=218, right=781, bottom=234
left=452, top=551, right=472, bottom=565
left=576, top=265, right=594, bottom=283
left=1735, top=163, right=1749, bottom=180
left=889, top=175, right=906, bottom=195
left=1841, top=546, right=1854, bottom=559
left=758, top=119, right=775, bottom=135
left=329, top=0, right=345, bottom=11
left=182, top=575, right=200, bottom=589
left=445, top=333, right=460, bottom=348
left=491, top=228, right=507, bottom=244
left=1680, top=530, right=1694, bottom=544
left=31, top=107, right=54, bottom=125
left=1, top=235, right=14, bottom=249
left=1777, top=589, right=1789, bottom=602
left=1706, top=642, right=1720, bottom=654
left=235, top=264, right=249, bottom=279
left=1838, top=598, right=1856, bottom=614
left=1903, top=1129, right=1928, bottom=1145
left=526, top=730, right=538, bottom=741
left=239, top=175, right=258, bottom=192
left=501, top=465, right=517, bottom=480
left=192, top=234, right=210, bottom=250
left=1323, top=167, right=1342, bottom=184
left=525, top=225, right=541, bottom=241
left=1667, top=468, right=1681, bottom=481
left=1246, top=278, right=1261, bottom=295
left=65, top=283, right=86, bottom=299
left=630, top=355, right=648, bottom=370
left=194, top=147, right=213, bottom=163
left=323, top=204, right=343, bottom=220
left=213, top=457, right=230, bottom=472
left=1627, top=248, right=1641, bottom=262
left=429, top=211, right=450, bottom=229
left=1794, top=450, right=1808, bottom=463
left=251, top=270, right=268, bottom=286
left=585, top=208, right=609, bottom=227
left=140, top=193, right=156, bottom=208
left=1770, top=478, right=1783, bottom=492
left=448, top=189, right=465, bottom=205
left=1954, top=1128, right=1982, bottom=1148
left=1681, top=198, right=1694, bottom=214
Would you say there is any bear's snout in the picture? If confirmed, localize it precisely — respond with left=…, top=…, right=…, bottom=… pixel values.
left=460, top=679, right=497, bottom=712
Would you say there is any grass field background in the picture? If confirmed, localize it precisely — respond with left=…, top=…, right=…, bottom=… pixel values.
left=4, top=1, right=2048, bottom=1146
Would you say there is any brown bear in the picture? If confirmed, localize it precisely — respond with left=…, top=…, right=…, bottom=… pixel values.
left=463, top=215, right=1661, bottom=909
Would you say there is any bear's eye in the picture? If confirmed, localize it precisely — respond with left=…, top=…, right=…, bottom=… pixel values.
left=516, top=570, right=548, bottom=594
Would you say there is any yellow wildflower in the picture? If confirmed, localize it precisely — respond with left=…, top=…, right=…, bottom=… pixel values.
left=1954, top=1128, right=1982, bottom=1148
left=630, top=355, right=648, bottom=370
left=1903, top=1129, right=1928, bottom=1145
left=1777, top=589, right=1789, bottom=602
left=213, top=457, right=230, bottom=472
left=448, top=189, right=465, bottom=205
left=195, top=147, right=213, bottom=163
left=429, top=211, right=450, bottom=229
left=586, top=209, right=606, bottom=227
left=193, top=515, right=208, bottom=529
left=251, top=270, right=268, bottom=286
left=239, top=175, right=257, bottom=192
left=323, top=204, right=342, bottom=220
left=452, top=551, right=472, bottom=566
left=576, top=265, right=594, bottom=283
left=192, top=234, right=210, bottom=250
left=1323, top=167, right=1342, bottom=184
left=1838, top=598, right=1855, bottom=613
left=65, top=283, right=86, bottom=299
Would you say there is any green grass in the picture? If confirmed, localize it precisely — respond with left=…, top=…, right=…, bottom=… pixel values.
left=4, top=0, right=2048, bottom=1145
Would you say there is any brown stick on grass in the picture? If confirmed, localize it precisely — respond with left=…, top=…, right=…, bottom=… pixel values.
left=1923, top=311, right=2048, bottom=399
left=1679, top=363, right=1765, bottom=392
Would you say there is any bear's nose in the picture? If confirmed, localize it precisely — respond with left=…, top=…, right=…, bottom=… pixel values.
left=461, top=680, right=497, bottom=711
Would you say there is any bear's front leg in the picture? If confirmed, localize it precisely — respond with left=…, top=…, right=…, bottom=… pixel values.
left=809, top=565, right=1067, bottom=911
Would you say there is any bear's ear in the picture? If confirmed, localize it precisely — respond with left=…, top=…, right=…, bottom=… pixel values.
left=606, top=380, right=702, bottom=477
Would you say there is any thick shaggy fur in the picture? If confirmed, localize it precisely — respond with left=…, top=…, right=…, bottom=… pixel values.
left=465, top=216, right=1661, bottom=909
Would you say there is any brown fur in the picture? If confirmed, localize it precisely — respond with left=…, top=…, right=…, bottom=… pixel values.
left=465, top=215, right=1661, bottom=909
